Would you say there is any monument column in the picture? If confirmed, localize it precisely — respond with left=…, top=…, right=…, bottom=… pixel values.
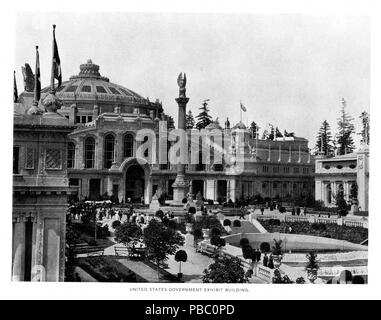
left=172, top=73, right=190, bottom=205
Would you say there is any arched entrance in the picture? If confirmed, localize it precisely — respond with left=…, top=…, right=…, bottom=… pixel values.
left=125, top=165, right=145, bottom=203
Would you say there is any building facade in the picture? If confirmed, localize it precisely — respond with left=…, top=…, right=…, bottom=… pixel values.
left=15, top=59, right=315, bottom=206
left=314, top=145, right=369, bottom=212
left=13, top=107, right=75, bottom=281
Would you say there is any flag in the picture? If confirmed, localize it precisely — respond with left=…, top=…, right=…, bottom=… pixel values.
left=35, top=46, right=41, bottom=102
left=13, top=71, right=18, bottom=103
left=240, top=101, right=247, bottom=112
left=52, top=25, right=62, bottom=88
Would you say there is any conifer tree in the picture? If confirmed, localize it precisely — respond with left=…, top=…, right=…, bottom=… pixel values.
left=315, top=120, right=334, bottom=156
left=186, top=110, right=195, bottom=129
left=336, top=99, right=355, bottom=155
left=195, top=100, right=213, bottom=130
left=249, top=121, right=258, bottom=138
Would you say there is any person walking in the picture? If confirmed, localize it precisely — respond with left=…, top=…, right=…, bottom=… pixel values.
left=239, top=207, right=246, bottom=220
left=260, top=206, right=265, bottom=215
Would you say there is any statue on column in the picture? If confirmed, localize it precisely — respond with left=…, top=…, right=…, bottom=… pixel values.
left=177, top=72, right=187, bottom=98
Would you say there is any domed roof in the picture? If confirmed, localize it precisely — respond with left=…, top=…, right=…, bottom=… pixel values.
left=233, top=121, right=247, bottom=130
left=40, top=59, right=151, bottom=107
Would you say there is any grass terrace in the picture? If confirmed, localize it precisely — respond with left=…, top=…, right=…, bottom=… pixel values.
left=259, top=220, right=368, bottom=244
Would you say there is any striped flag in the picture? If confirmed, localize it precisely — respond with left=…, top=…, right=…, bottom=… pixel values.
left=240, top=101, right=247, bottom=112
left=13, top=71, right=18, bottom=103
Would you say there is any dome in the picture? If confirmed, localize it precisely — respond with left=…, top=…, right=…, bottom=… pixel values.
left=233, top=121, right=247, bottom=130
left=39, top=60, right=158, bottom=110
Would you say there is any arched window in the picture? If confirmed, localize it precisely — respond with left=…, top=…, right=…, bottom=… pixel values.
left=123, top=134, right=134, bottom=158
left=84, top=137, right=95, bottom=168
left=67, top=142, right=75, bottom=168
left=104, top=134, right=115, bottom=169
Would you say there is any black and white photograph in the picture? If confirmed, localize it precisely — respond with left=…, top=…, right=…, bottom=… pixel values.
left=2, top=0, right=380, bottom=302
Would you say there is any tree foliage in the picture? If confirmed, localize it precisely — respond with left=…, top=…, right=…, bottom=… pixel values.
left=143, top=219, right=184, bottom=277
left=336, top=99, right=355, bottom=155
left=114, top=222, right=143, bottom=247
left=249, top=121, right=258, bottom=138
left=315, top=120, right=334, bottom=156
left=202, top=256, right=248, bottom=283
left=186, top=110, right=195, bottom=129
left=195, top=101, right=213, bottom=130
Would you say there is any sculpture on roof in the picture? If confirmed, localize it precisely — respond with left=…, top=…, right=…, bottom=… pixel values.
left=21, top=63, right=35, bottom=92
left=177, top=72, right=187, bottom=98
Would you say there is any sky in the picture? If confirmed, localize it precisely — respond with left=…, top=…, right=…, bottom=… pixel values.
left=14, top=12, right=370, bottom=149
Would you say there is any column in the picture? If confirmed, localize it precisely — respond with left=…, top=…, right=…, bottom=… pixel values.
left=206, top=179, right=215, bottom=201
left=12, top=217, right=26, bottom=281
left=172, top=73, right=190, bottom=205
left=229, top=179, right=236, bottom=202
left=76, top=137, right=84, bottom=169
left=343, top=181, right=347, bottom=201
left=117, top=132, right=124, bottom=164
left=96, top=134, right=104, bottom=169
left=107, top=176, right=113, bottom=196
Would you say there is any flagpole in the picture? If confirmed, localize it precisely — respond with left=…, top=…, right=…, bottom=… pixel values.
left=33, top=46, right=39, bottom=105
left=240, top=101, right=242, bottom=123
left=14, top=70, right=18, bottom=103
left=51, top=24, right=56, bottom=92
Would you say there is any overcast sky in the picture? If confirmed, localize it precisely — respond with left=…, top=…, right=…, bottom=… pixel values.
left=15, top=12, right=369, bottom=149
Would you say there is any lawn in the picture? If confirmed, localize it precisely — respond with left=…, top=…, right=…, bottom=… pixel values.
left=259, top=220, right=368, bottom=244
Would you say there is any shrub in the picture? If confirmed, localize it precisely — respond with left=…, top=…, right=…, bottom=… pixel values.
left=182, top=198, right=188, bottom=204
left=279, top=206, right=286, bottom=213
left=210, top=236, right=226, bottom=248
left=175, top=250, right=188, bottom=263
left=259, top=242, right=271, bottom=253
left=223, top=219, right=231, bottom=227
left=112, top=220, right=122, bottom=229
left=272, top=269, right=294, bottom=284
left=295, top=277, right=306, bottom=284
left=168, top=220, right=177, bottom=230
left=242, top=244, right=254, bottom=260
left=233, top=220, right=241, bottom=227
left=155, top=210, right=164, bottom=219
left=210, top=227, right=221, bottom=237
left=272, top=239, right=283, bottom=256
left=311, top=223, right=326, bottom=231
left=269, top=219, right=281, bottom=226
left=305, top=252, right=319, bottom=270
left=193, top=228, right=203, bottom=239
left=239, top=238, right=250, bottom=247
left=188, top=207, right=196, bottom=214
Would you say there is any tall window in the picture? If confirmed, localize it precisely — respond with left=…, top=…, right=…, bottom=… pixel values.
left=67, top=142, right=75, bottom=168
left=84, top=137, right=95, bottom=168
left=104, top=134, right=115, bottom=169
left=13, top=146, right=20, bottom=174
left=123, top=134, right=134, bottom=158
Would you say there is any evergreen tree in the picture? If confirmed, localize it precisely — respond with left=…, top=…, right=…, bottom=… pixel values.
left=195, top=101, right=213, bottom=130
left=249, top=121, right=258, bottom=138
left=336, top=99, right=355, bottom=155
left=186, top=110, right=195, bottom=129
left=315, top=120, right=334, bottom=156
left=359, top=111, right=370, bottom=145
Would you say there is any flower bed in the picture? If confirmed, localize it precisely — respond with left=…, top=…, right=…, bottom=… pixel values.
left=259, top=220, right=368, bottom=244
left=76, top=256, right=147, bottom=282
